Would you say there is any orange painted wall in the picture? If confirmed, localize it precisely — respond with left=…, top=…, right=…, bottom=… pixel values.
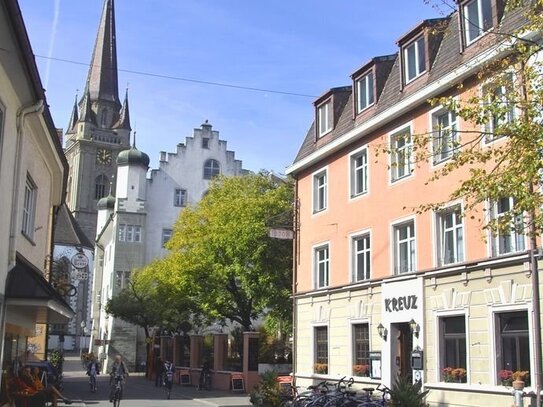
left=295, top=88, right=506, bottom=293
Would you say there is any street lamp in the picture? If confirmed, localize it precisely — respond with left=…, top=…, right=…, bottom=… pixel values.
left=377, top=323, right=387, bottom=341
left=409, top=319, right=420, bottom=338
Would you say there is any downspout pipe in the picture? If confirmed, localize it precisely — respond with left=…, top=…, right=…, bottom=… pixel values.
left=9, top=100, right=44, bottom=265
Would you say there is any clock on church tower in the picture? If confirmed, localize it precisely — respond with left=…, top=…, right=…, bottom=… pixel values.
left=96, top=148, right=112, bottom=165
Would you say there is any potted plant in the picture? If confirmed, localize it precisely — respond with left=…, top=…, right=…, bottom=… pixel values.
left=387, top=374, right=429, bottom=407
left=512, top=370, right=529, bottom=390
left=499, top=369, right=513, bottom=386
left=249, top=371, right=281, bottom=407
left=353, top=364, right=369, bottom=377
left=313, top=363, right=328, bottom=374
left=442, top=367, right=466, bottom=383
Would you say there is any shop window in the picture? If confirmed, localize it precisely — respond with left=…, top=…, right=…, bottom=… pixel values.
left=393, top=220, right=416, bottom=274
left=436, top=205, right=464, bottom=266
left=313, top=169, right=327, bottom=213
left=490, top=197, right=525, bottom=256
left=432, top=110, right=459, bottom=164
left=440, top=316, right=467, bottom=382
left=390, top=127, right=413, bottom=182
left=314, top=326, right=328, bottom=374
left=350, top=148, right=368, bottom=198
left=352, top=324, right=370, bottom=377
left=352, top=233, right=370, bottom=282
left=496, top=311, right=530, bottom=386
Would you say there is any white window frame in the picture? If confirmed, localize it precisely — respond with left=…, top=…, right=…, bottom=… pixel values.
left=350, top=320, right=371, bottom=377
left=404, top=36, right=426, bottom=83
left=489, top=305, right=533, bottom=386
left=313, top=243, right=330, bottom=289
left=203, top=159, right=220, bottom=180
left=174, top=188, right=187, bottom=207
left=390, top=125, right=413, bottom=182
left=490, top=197, right=526, bottom=256
left=435, top=311, right=469, bottom=383
left=435, top=204, right=465, bottom=267
left=118, top=224, right=126, bottom=242
left=351, top=230, right=371, bottom=282
left=483, top=73, right=516, bottom=144
left=313, top=324, right=329, bottom=374
left=431, top=107, right=459, bottom=165
left=349, top=147, right=369, bottom=199
left=318, top=100, right=332, bottom=137
left=162, top=228, right=173, bottom=247
left=392, top=218, right=416, bottom=274
left=356, top=72, right=375, bottom=113
left=312, top=168, right=328, bottom=213
left=22, top=175, right=37, bottom=239
left=463, top=0, right=494, bottom=45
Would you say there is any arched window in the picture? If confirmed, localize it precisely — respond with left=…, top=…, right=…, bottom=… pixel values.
left=203, top=159, right=220, bottom=180
left=95, top=175, right=109, bottom=200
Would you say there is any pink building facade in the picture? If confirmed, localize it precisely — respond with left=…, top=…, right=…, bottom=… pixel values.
left=287, top=2, right=542, bottom=406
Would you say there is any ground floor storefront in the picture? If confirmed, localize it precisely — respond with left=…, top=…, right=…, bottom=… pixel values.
left=293, top=254, right=542, bottom=406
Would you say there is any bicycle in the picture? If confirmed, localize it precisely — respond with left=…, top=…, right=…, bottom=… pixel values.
left=110, top=374, right=124, bottom=406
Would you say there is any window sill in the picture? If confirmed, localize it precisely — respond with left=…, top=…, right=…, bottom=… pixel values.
left=21, top=231, right=36, bottom=246
left=425, top=382, right=535, bottom=395
left=356, top=103, right=375, bottom=115
left=318, top=129, right=333, bottom=139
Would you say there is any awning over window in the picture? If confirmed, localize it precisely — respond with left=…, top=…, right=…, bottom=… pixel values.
left=5, top=254, right=74, bottom=325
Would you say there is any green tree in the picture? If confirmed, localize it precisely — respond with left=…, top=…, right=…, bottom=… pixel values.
left=161, top=172, right=294, bottom=331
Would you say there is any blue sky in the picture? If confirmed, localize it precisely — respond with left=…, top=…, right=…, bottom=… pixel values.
left=18, top=0, right=445, bottom=173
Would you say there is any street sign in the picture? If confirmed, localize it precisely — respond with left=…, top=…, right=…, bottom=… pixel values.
left=268, top=228, right=294, bottom=240
left=71, top=252, right=89, bottom=269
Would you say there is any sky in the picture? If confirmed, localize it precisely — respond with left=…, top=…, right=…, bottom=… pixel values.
left=17, top=0, right=448, bottom=174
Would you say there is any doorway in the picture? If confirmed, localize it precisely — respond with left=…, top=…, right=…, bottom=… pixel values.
left=392, top=322, right=413, bottom=381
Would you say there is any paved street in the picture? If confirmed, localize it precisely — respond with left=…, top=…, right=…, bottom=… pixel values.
left=60, top=355, right=252, bottom=407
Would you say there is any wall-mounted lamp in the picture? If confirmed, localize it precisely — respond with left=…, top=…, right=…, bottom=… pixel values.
left=377, top=323, right=388, bottom=341
left=409, top=318, right=420, bottom=338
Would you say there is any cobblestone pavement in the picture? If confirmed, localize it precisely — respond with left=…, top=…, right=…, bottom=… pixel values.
left=60, top=355, right=252, bottom=407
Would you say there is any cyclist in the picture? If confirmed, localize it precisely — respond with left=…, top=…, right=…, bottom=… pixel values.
left=86, top=356, right=101, bottom=392
left=163, top=360, right=175, bottom=399
left=109, top=355, right=128, bottom=403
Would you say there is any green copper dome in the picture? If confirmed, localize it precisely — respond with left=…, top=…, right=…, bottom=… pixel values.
left=116, top=146, right=150, bottom=167
left=97, top=193, right=115, bottom=210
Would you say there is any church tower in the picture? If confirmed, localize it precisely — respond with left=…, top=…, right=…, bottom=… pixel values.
left=64, top=0, right=131, bottom=242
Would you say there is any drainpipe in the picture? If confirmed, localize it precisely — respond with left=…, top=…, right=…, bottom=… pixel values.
left=8, top=100, right=44, bottom=264
left=292, top=179, right=299, bottom=385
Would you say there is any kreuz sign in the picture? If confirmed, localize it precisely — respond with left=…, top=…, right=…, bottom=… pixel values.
left=384, top=295, right=418, bottom=312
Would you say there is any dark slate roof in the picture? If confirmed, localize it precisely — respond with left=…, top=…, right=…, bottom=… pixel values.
left=86, top=0, right=120, bottom=106
left=291, top=4, right=528, bottom=169
left=54, top=204, right=94, bottom=249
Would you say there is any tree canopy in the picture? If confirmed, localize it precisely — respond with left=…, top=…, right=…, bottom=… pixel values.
left=145, top=172, right=294, bottom=332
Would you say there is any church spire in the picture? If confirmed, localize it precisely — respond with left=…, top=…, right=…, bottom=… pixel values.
left=86, top=0, right=120, bottom=107
left=78, top=87, right=95, bottom=124
left=66, top=94, right=79, bottom=134
left=113, top=88, right=131, bottom=130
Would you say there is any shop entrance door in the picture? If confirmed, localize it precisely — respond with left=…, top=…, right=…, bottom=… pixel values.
left=396, top=323, right=413, bottom=381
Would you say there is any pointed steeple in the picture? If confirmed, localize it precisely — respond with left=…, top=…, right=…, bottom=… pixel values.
left=66, top=94, right=79, bottom=134
left=113, top=88, right=131, bottom=130
left=78, top=88, right=96, bottom=124
left=86, top=0, right=120, bottom=107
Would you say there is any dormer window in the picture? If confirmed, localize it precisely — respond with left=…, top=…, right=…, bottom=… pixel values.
left=463, top=0, right=493, bottom=44
left=356, top=72, right=374, bottom=113
left=318, top=100, right=333, bottom=137
left=404, top=36, right=426, bottom=83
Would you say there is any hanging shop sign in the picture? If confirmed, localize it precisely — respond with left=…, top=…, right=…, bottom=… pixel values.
left=71, top=252, right=89, bottom=269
